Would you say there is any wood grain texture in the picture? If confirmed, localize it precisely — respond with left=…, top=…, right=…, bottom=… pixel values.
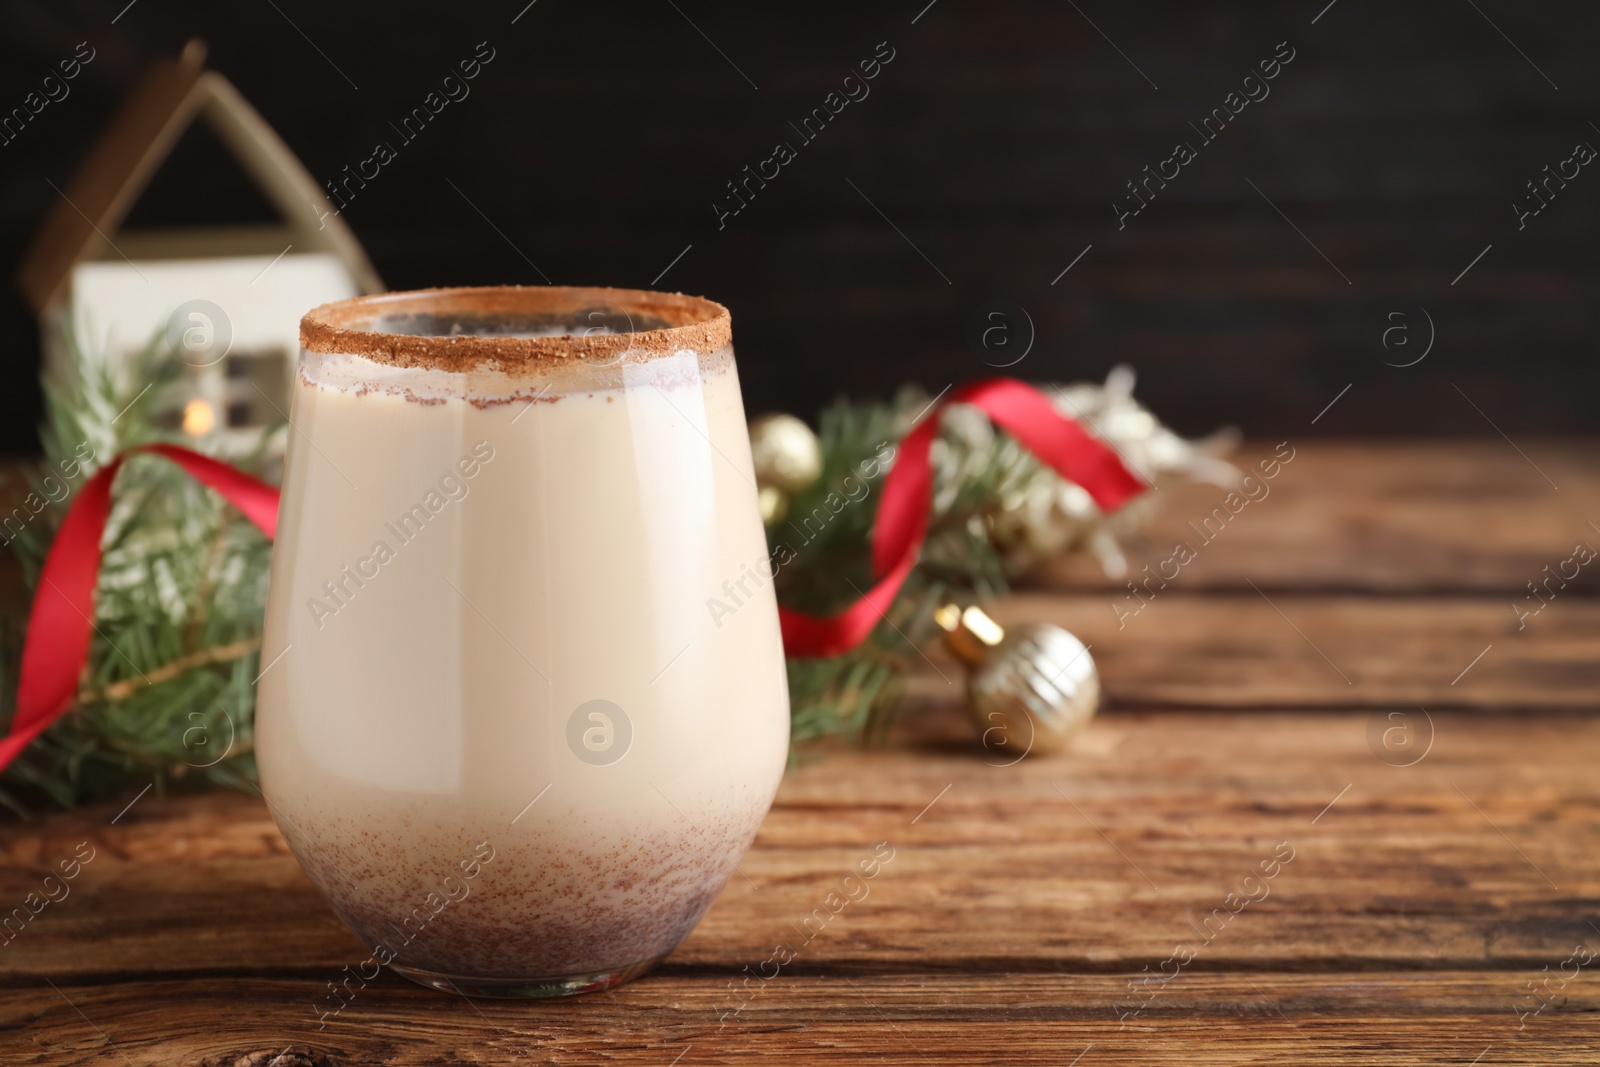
left=3, top=708, right=1599, bottom=1064
left=1035, top=440, right=1600, bottom=594
left=3, top=443, right=1599, bottom=1064
left=5, top=973, right=1598, bottom=1066
left=985, top=593, right=1600, bottom=709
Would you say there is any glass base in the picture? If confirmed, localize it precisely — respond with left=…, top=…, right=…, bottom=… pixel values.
left=390, top=954, right=668, bottom=998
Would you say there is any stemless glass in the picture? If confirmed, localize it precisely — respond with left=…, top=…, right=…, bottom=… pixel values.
left=257, top=286, right=790, bottom=997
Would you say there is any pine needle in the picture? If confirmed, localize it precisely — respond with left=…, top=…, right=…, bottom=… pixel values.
left=0, top=323, right=272, bottom=814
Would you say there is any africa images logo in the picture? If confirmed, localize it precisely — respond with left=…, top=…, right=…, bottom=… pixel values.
left=566, top=700, right=632, bottom=766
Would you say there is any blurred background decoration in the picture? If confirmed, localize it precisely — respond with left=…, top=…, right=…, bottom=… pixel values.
left=0, top=331, right=1226, bottom=810
left=3, top=0, right=1598, bottom=445
left=14, top=37, right=379, bottom=458
left=758, top=369, right=1232, bottom=748
left=0, top=331, right=276, bottom=814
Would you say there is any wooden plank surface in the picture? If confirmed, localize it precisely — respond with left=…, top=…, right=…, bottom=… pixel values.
left=984, top=594, right=1600, bottom=709
left=3, top=442, right=1599, bottom=1065
left=3, top=711, right=1597, bottom=1064
left=1037, top=439, right=1600, bottom=594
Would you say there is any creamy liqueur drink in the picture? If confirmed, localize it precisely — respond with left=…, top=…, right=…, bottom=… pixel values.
left=257, top=287, right=790, bottom=997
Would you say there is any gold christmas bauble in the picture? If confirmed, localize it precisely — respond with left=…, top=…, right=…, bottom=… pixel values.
left=749, top=413, right=822, bottom=523
left=935, top=604, right=1099, bottom=760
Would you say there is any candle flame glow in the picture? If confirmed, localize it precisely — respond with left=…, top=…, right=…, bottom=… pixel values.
left=182, top=399, right=216, bottom=435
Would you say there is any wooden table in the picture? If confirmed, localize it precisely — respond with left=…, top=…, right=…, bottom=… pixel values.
left=4, top=440, right=1598, bottom=1065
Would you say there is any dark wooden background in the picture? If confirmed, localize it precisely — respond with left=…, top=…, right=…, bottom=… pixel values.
left=1, top=0, right=1597, bottom=451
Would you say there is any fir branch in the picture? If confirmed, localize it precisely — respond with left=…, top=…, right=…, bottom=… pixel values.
left=75, top=636, right=261, bottom=705
left=772, top=386, right=1032, bottom=748
left=0, top=323, right=272, bottom=814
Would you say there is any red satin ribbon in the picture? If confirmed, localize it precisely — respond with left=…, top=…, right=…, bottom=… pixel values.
left=0, top=379, right=1142, bottom=773
left=777, top=378, right=1147, bottom=657
left=0, top=445, right=279, bottom=773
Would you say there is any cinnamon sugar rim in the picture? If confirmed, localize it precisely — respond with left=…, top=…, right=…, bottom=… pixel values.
left=300, top=286, right=732, bottom=373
